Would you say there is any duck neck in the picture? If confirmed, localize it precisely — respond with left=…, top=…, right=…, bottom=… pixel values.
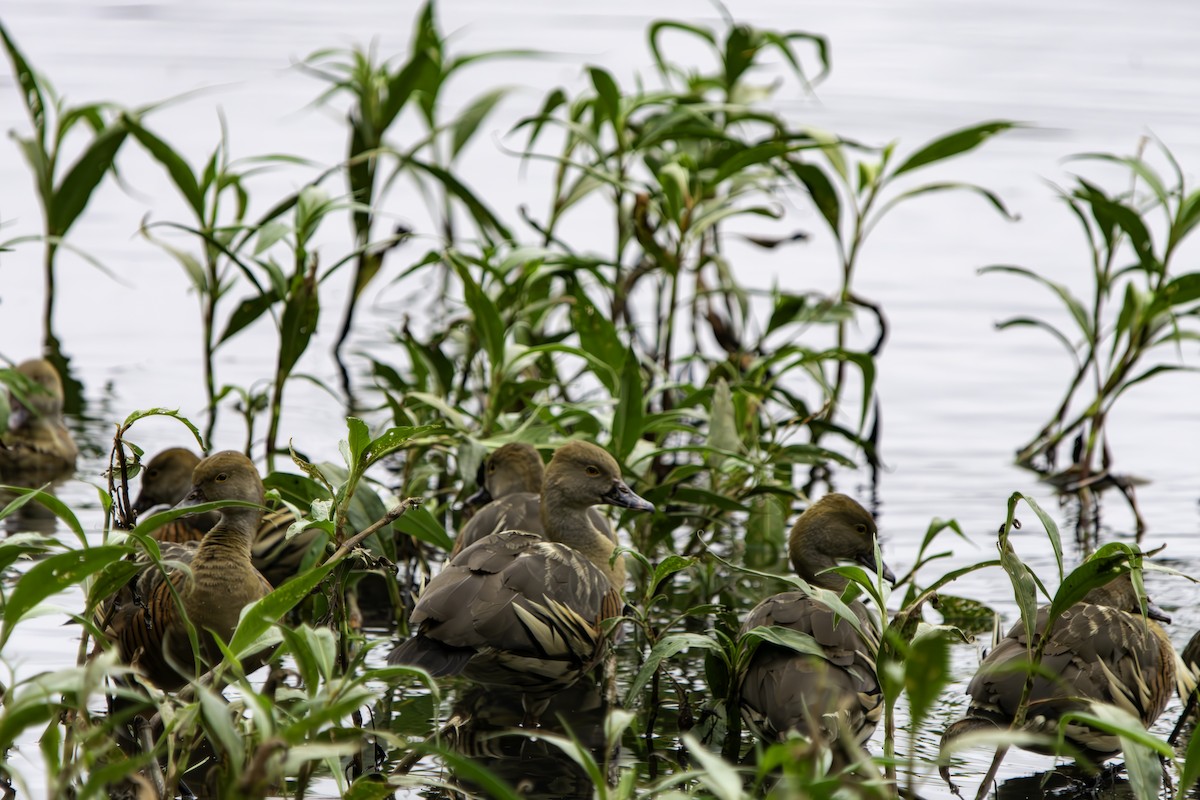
left=541, top=495, right=624, bottom=587
left=791, top=537, right=847, bottom=593
left=194, top=510, right=259, bottom=566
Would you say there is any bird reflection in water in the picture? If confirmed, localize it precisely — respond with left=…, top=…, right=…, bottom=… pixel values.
left=445, top=679, right=613, bottom=800
left=992, top=763, right=1138, bottom=800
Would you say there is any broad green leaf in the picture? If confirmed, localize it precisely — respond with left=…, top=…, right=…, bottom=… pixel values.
left=1047, top=542, right=1138, bottom=624
left=1, top=546, right=127, bottom=647
left=49, top=122, right=128, bottom=235
left=682, top=734, right=743, bottom=800
left=226, top=559, right=336, bottom=656
left=345, top=417, right=371, bottom=467
left=393, top=504, right=452, bottom=551
left=904, top=627, right=952, bottom=727
left=277, top=267, right=319, bottom=379
left=362, top=424, right=441, bottom=470
left=650, top=555, right=696, bottom=588
left=0, top=485, right=86, bottom=546
left=625, top=632, right=722, bottom=705
left=587, top=66, right=621, bottom=128
left=792, top=160, right=840, bottom=236
left=741, top=625, right=827, bottom=659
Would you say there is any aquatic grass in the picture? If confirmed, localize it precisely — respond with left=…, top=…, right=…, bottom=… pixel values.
left=301, top=1, right=520, bottom=393
left=0, top=21, right=129, bottom=412
left=986, top=139, right=1200, bottom=534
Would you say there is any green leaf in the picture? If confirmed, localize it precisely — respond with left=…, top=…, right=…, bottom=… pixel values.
left=741, top=625, right=827, bottom=659
left=345, top=417, right=371, bottom=467
left=980, top=265, right=1093, bottom=341
left=612, top=347, right=643, bottom=462
left=891, top=120, right=1018, bottom=178
left=1047, top=542, right=1138, bottom=624
left=393, top=504, right=452, bottom=551
left=904, top=627, right=952, bottom=727
left=0, top=485, right=86, bottom=546
left=49, top=122, right=128, bottom=235
left=1180, top=711, right=1200, bottom=794
left=1, top=546, right=127, bottom=648
left=226, top=559, right=337, bottom=657
left=706, top=378, right=740, bottom=467
left=362, top=424, right=441, bottom=471
left=569, top=289, right=624, bottom=393
left=650, top=555, right=696, bottom=588
left=587, top=66, right=621, bottom=127
left=124, top=115, right=202, bottom=217
left=450, top=87, right=508, bottom=160
left=682, top=734, right=743, bottom=800
left=625, top=632, right=722, bottom=706
left=450, top=255, right=505, bottom=368
left=277, top=267, right=319, bottom=379
left=218, top=288, right=280, bottom=346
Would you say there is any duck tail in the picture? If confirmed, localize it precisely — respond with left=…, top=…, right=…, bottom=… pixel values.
left=386, top=634, right=475, bottom=676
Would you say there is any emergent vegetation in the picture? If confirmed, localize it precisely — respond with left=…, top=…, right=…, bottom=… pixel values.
left=0, top=4, right=1196, bottom=800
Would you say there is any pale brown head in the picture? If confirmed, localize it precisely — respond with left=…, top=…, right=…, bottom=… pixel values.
left=134, top=448, right=202, bottom=513
left=467, top=442, right=545, bottom=508
left=1081, top=572, right=1170, bottom=623
left=542, top=441, right=654, bottom=513
left=176, top=450, right=265, bottom=531
left=8, top=359, right=65, bottom=429
left=788, top=493, right=894, bottom=591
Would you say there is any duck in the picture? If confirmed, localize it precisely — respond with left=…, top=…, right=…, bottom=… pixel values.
left=132, top=447, right=215, bottom=544
left=738, top=493, right=894, bottom=752
left=942, top=571, right=1175, bottom=763
left=103, top=450, right=274, bottom=690
left=132, top=447, right=317, bottom=587
left=451, top=442, right=616, bottom=556
left=388, top=440, right=653, bottom=694
left=0, top=358, right=78, bottom=481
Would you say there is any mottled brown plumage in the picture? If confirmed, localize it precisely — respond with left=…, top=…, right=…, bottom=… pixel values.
left=104, top=451, right=274, bottom=690
left=0, top=359, right=78, bottom=481
left=452, top=442, right=615, bottom=556
left=388, top=440, right=653, bottom=692
left=738, top=493, right=894, bottom=750
left=944, top=572, right=1175, bottom=761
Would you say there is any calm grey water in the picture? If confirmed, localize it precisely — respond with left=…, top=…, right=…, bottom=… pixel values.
left=1, top=0, right=1199, bottom=797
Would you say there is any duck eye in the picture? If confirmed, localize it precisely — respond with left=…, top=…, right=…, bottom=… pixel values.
left=488, top=463, right=496, bottom=473
left=855, top=523, right=868, bottom=534
left=585, top=465, right=601, bottom=477
left=147, top=469, right=159, bottom=479
left=215, top=473, right=228, bottom=482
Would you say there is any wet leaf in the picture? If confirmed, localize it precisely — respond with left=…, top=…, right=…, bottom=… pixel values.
left=1, top=546, right=127, bottom=648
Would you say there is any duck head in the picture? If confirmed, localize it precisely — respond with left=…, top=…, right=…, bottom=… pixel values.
left=789, top=493, right=895, bottom=592
left=466, top=442, right=545, bottom=508
left=543, top=441, right=654, bottom=513
left=134, top=448, right=202, bottom=514
left=1081, top=571, right=1170, bottom=623
left=7, top=359, right=65, bottom=431
left=175, top=450, right=265, bottom=530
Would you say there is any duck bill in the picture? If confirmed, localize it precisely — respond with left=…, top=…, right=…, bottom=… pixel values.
left=173, top=486, right=207, bottom=512
left=8, top=403, right=30, bottom=431
left=1145, top=599, right=1171, bottom=624
left=857, top=551, right=896, bottom=585
left=601, top=481, right=654, bottom=513
left=464, top=484, right=494, bottom=509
